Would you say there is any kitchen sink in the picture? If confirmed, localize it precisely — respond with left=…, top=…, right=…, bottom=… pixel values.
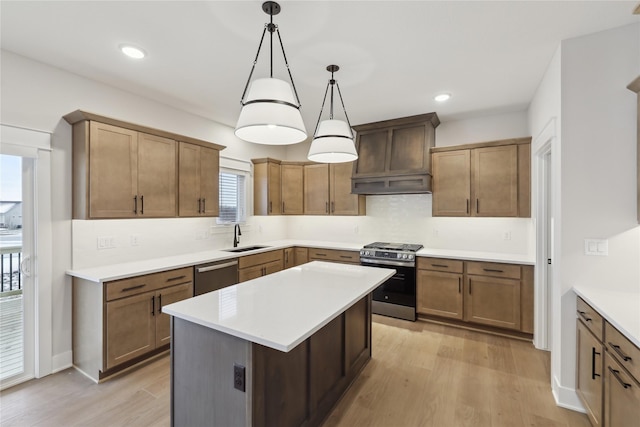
left=222, top=245, right=270, bottom=253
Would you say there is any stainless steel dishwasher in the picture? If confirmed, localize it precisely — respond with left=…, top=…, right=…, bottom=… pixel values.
left=194, top=259, right=239, bottom=296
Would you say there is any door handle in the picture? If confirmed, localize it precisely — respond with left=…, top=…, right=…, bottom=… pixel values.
left=198, top=198, right=202, bottom=213
left=476, top=198, right=479, bottom=214
left=331, top=201, right=335, bottom=213
left=151, top=295, right=155, bottom=316
left=140, top=195, right=144, bottom=214
left=202, top=198, right=205, bottom=213
left=458, top=277, right=461, bottom=293
left=591, top=348, right=601, bottom=379
left=134, top=195, right=138, bottom=214
left=20, top=255, right=31, bottom=277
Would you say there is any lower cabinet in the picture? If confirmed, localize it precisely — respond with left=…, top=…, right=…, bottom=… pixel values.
left=284, top=247, right=309, bottom=269
left=416, top=258, right=533, bottom=335
left=308, top=248, right=359, bottom=265
left=576, top=318, right=603, bottom=426
left=604, top=351, right=640, bottom=427
left=73, top=267, right=193, bottom=381
left=238, top=249, right=284, bottom=282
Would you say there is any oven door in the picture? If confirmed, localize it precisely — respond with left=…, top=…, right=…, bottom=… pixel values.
left=360, top=259, right=416, bottom=307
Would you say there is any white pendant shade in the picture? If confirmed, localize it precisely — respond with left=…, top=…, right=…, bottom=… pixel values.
left=307, top=119, right=358, bottom=163
left=235, top=78, right=307, bottom=145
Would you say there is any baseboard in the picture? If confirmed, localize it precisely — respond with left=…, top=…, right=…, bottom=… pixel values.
left=552, top=375, right=586, bottom=413
left=51, top=351, right=73, bottom=374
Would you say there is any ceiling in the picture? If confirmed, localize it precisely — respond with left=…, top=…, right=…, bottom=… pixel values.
left=2, top=1, right=639, bottom=136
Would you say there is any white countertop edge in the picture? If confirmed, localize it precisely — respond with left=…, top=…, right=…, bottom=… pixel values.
left=67, top=239, right=534, bottom=283
left=573, top=285, right=640, bottom=348
left=163, top=262, right=395, bottom=352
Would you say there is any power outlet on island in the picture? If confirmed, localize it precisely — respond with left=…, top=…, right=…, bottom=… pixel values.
left=234, top=364, right=245, bottom=392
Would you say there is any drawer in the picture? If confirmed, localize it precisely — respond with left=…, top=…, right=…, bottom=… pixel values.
left=308, top=248, right=359, bottom=264
left=605, top=321, right=640, bottom=381
left=105, top=267, right=193, bottom=302
left=239, top=249, right=283, bottom=269
left=466, top=261, right=521, bottom=279
left=576, top=297, right=604, bottom=341
left=417, top=257, right=463, bottom=273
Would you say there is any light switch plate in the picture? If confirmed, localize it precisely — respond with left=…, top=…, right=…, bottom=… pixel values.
left=584, top=238, right=608, bottom=256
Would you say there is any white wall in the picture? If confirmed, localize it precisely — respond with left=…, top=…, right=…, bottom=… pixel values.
left=528, top=23, right=640, bottom=409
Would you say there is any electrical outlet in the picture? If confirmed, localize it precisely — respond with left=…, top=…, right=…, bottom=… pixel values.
left=433, top=229, right=439, bottom=237
left=354, top=225, right=359, bottom=234
left=130, top=234, right=140, bottom=246
left=97, top=236, right=115, bottom=249
left=234, top=364, right=245, bottom=392
left=585, top=238, right=608, bottom=256
left=503, top=231, right=512, bottom=241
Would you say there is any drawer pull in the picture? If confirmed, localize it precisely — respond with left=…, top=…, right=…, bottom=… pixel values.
left=578, top=311, right=592, bottom=322
left=483, top=268, right=504, bottom=273
left=608, top=367, right=632, bottom=389
left=140, top=195, right=144, bottom=215
left=591, top=348, right=601, bottom=379
left=122, top=284, right=146, bottom=292
left=432, top=264, right=449, bottom=268
left=315, top=253, right=327, bottom=257
left=458, top=277, right=461, bottom=293
left=339, top=255, right=353, bottom=259
left=609, top=342, right=632, bottom=362
left=167, top=275, right=187, bottom=282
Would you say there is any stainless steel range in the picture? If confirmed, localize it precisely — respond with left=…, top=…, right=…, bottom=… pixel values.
left=360, top=242, right=423, bottom=321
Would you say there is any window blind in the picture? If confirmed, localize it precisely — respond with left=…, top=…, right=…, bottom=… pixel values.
left=218, top=171, right=246, bottom=223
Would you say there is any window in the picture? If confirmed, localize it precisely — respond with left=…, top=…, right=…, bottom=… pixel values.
left=218, top=169, right=247, bottom=224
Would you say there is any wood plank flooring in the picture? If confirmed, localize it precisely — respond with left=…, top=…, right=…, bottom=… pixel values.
left=0, top=295, right=23, bottom=380
left=0, top=315, right=590, bottom=427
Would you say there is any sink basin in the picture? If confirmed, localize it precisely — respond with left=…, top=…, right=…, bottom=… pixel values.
left=222, top=245, right=270, bottom=253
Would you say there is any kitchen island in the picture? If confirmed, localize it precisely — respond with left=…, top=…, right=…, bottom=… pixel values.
left=162, top=261, right=395, bottom=427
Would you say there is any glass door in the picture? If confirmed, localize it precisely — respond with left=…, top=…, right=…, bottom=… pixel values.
left=0, top=154, right=35, bottom=387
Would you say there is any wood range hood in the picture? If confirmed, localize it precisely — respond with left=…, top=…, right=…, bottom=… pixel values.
left=350, top=112, right=440, bottom=195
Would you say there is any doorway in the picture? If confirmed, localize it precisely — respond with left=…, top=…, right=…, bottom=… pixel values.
left=0, top=154, right=35, bottom=387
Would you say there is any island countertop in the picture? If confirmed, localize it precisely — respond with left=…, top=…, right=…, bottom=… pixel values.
left=162, top=261, right=395, bottom=352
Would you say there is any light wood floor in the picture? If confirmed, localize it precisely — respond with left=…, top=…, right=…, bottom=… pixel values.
left=0, top=316, right=590, bottom=427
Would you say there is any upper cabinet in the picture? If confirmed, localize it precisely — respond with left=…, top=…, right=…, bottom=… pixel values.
left=351, top=113, right=440, bottom=195
left=253, top=158, right=282, bottom=215
left=304, top=163, right=330, bottom=215
left=281, top=162, right=304, bottom=215
left=628, top=76, right=640, bottom=223
left=431, top=138, right=531, bottom=218
left=178, top=142, right=219, bottom=217
left=330, top=162, right=365, bottom=215
left=64, top=110, right=225, bottom=219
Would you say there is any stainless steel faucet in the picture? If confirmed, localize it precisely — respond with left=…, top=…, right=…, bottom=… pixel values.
left=233, top=223, right=242, bottom=247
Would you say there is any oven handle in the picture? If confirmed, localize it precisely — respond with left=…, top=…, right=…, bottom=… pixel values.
left=360, top=258, right=415, bottom=268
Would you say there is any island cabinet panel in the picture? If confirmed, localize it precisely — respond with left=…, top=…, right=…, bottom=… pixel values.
left=304, top=163, right=330, bottom=215
left=576, top=318, right=603, bottom=427
left=253, top=158, right=282, bottom=215
left=310, top=316, right=344, bottom=411
left=281, top=163, right=304, bottom=214
left=178, top=142, right=220, bottom=217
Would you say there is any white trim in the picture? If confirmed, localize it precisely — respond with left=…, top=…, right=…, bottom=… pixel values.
left=533, top=117, right=556, bottom=350
left=552, top=375, right=585, bottom=412
left=51, top=351, right=73, bottom=374
left=1, top=124, right=51, bottom=151
left=220, top=155, right=252, bottom=173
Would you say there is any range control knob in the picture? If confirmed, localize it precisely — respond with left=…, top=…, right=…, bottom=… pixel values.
left=403, top=254, right=408, bottom=259
left=408, top=254, right=414, bottom=260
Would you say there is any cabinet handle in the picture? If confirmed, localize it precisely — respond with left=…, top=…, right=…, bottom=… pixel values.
left=483, top=268, right=504, bottom=273
left=331, top=202, right=335, bottom=213
left=432, top=264, right=449, bottom=268
left=285, top=252, right=289, bottom=264
left=151, top=295, right=155, bottom=316
left=133, top=195, right=138, bottom=214
left=202, top=198, right=206, bottom=213
left=282, top=202, right=285, bottom=213
left=269, top=201, right=272, bottom=213
left=466, top=199, right=469, bottom=214
left=197, top=198, right=201, bottom=213
left=315, top=253, right=327, bottom=257
left=476, top=198, right=479, bottom=214
left=578, top=311, right=592, bottom=322
left=608, top=367, right=632, bottom=389
left=458, top=277, right=461, bottom=293
left=122, top=284, right=146, bottom=292
left=609, top=342, right=632, bottom=362
left=340, top=255, right=352, bottom=259
left=468, top=281, right=472, bottom=294
left=167, top=275, right=186, bottom=282
left=158, top=294, right=162, bottom=313
left=140, top=195, right=144, bottom=215
left=591, top=348, right=601, bottom=379
left=326, top=202, right=329, bottom=213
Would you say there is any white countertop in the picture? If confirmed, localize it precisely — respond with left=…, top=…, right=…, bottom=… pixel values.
left=162, top=261, right=395, bottom=352
left=66, top=239, right=534, bottom=283
left=573, top=285, right=640, bottom=348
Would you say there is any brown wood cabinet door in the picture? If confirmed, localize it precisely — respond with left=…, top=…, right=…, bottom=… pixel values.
left=199, top=146, right=219, bottom=217
left=137, top=133, right=177, bottom=217
left=464, top=275, right=521, bottom=330
left=268, top=161, right=282, bottom=215
left=417, top=270, right=463, bottom=320
left=304, top=164, right=330, bottom=215
left=432, top=150, right=471, bottom=216
left=284, top=247, right=295, bottom=269
left=178, top=142, right=201, bottom=217
left=239, top=264, right=265, bottom=282
left=388, top=124, right=429, bottom=174
left=155, top=282, right=193, bottom=347
left=354, top=130, right=388, bottom=176
left=471, top=145, right=518, bottom=217
left=576, top=320, right=603, bottom=427
left=88, top=122, right=138, bottom=218
left=604, top=352, right=640, bottom=427
left=264, top=259, right=284, bottom=276
left=281, top=164, right=304, bottom=214
left=105, top=291, right=155, bottom=370
left=294, top=247, right=309, bottom=266
left=330, top=163, right=363, bottom=215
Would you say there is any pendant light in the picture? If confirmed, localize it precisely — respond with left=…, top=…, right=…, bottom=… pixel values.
left=307, top=65, right=358, bottom=163
left=235, top=1, right=307, bottom=145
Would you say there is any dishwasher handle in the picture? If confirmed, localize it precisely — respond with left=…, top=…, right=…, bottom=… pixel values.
left=196, top=261, right=238, bottom=273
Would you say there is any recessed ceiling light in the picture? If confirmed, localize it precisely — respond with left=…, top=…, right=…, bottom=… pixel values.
left=434, top=93, right=451, bottom=102
left=119, top=44, right=146, bottom=59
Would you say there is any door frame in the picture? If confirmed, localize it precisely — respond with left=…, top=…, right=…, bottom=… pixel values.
left=533, top=118, right=556, bottom=350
